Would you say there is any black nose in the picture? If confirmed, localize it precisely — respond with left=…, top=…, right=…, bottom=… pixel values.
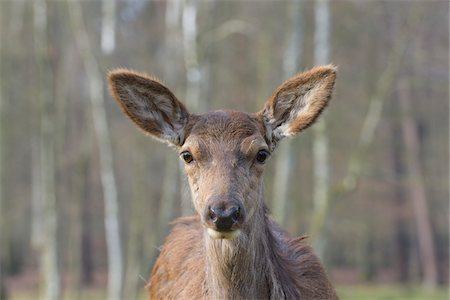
left=208, top=206, right=240, bottom=231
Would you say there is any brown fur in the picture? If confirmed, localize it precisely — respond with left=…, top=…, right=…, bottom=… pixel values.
left=108, top=65, right=338, bottom=300
left=150, top=214, right=337, bottom=299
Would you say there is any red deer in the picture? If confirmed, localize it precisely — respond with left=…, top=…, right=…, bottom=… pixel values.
left=108, top=65, right=338, bottom=299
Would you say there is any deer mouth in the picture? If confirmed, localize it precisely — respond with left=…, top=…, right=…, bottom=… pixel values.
left=206, top=228, right=241, bottom=240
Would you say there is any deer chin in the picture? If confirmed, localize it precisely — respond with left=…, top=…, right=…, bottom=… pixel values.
left=207, top=228, right=241, bottom=240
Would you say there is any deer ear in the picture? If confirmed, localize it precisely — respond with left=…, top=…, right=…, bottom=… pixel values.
left=108, top=69, right=189, bottom=146
left=260, top=65, right=337, bottom=144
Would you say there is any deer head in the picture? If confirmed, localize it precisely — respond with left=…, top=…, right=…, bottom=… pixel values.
left=108, top=65, right=336, bottom=240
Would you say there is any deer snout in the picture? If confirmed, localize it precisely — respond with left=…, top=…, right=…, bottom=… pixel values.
left=204, top=200, right=244, bottom=239
left=208, top=206, right=240, bottom=231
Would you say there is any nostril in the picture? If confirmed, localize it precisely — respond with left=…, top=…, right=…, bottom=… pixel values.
left=230, top=206, right=240, bottom=222
left=208, top=207, right=218, bottom=222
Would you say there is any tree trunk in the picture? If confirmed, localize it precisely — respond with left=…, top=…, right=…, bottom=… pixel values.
left=32, top=1, right=61, bottom=299
left=398, top=78, right=438, bottom=289
left=81, top=179, right=94, bottom=287
left=310, top=0, right=331, bottom=258
left=271, top=0, right=303, bottom=227
left=67, top=156, right=90, bottom=297
left=182, top=0, right=200, bottom=112
left=390, top=116, right=411, bottom=283
left=67, top=2, right=123, bottom=299
left=124, top=146, right=147, bottom=300
left=0, top=5, right=6, bottom=299
left=101, top=0, right=116, bottom=55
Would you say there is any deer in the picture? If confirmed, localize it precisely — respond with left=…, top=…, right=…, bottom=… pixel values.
left=108, top=65, right=338, bottom=299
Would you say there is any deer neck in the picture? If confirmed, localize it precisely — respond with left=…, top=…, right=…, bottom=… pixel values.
left=203, top=192, right=286, bottom=299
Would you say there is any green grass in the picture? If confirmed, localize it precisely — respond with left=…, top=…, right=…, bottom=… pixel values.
left=10, top=289, right=147, bottom=300
left=10, top=285, right=449, bottom=300
left=337, top=285, right=449, bottom=300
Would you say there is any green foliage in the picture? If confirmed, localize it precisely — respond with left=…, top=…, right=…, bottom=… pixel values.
left=337, top=285, right=448, bottom=300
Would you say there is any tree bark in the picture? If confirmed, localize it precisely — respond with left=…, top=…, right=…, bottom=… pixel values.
left=398, top=78, right=438, bottom=289
left=32, top=1, right=61, bottom=299
left=272, top=0, right=303, bottom=226
left=310, top=0, right=331, bottom=258
left=67, top=2, right=123, bottom=299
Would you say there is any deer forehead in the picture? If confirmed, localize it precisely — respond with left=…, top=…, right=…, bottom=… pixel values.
left=182, top=110, right=268, bottom=159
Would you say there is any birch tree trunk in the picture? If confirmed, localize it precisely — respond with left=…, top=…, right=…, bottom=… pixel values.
left=101, top=0, right=116, bottom=55
left=181, top=0, right=200, bottom=215
left=32, top=1, right=61, bottom=299
left=398, top=78, right=438, bottom=289
left=310, top=0, right=331, bottom=258
left=67, top=2, right=123, bottom=299
left=183, top=0, right=200, bottom=112
left=272, top=0, right=303, bottom=226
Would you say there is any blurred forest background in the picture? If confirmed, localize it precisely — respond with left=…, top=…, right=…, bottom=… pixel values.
left=0, top=0, right=448, bottom=299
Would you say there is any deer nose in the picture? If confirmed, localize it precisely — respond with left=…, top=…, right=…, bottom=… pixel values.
left=208, top=206, right=240, bottom=231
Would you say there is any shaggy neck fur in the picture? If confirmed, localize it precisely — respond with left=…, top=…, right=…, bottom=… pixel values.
left=204, top=193, right=299, bottom=299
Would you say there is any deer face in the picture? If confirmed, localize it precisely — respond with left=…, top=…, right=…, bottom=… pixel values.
left=108, top=65, right=336, bottom=240
left=179, top=111, right=270, bottom=239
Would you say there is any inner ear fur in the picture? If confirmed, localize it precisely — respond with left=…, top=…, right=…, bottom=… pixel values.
left=108, top=68, right=190, bottom=145
left=261, top=65, right=337, bottom=142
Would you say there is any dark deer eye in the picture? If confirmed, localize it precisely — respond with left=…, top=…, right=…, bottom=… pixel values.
left=180, top=151, right=194, bottom=163
left=256, top=150, right=270, bottom=163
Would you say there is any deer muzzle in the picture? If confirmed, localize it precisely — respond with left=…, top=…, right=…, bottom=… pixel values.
left=204, top=199, right=244, bottom=239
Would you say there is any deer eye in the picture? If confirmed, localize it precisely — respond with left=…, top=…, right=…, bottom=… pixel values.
left=180, top=151, right=194, bottom=163
left=256, top=149, right=270, bottom=164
